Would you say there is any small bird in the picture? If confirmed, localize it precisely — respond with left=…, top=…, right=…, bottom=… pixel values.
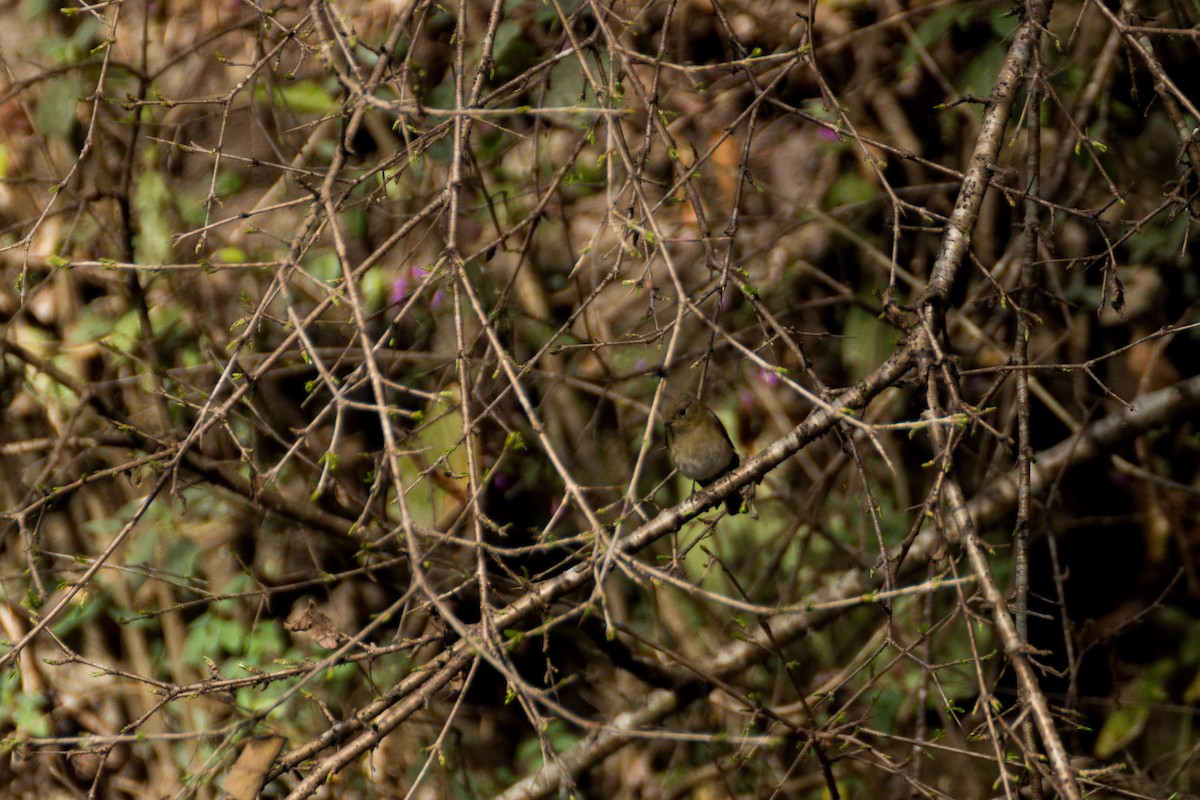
left=660, top=392, right=746, bottom=515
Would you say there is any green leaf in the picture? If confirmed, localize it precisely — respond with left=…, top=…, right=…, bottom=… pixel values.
left=255, top=80, right=338, bottom=115
left=1094, top=703, right=1148, bottom=759
left=34, top=75, right=83, bottom=138
left=133, top=159, right=174, bottom=265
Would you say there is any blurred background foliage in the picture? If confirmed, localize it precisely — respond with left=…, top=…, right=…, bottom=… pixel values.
left=0, top=0, right=1198, bottom=798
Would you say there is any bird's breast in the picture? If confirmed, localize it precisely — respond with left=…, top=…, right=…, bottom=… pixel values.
left=672, top=444, right=736, bottom=482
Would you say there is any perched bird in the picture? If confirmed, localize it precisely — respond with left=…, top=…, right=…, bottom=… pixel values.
left=660, top=392, right=746, bottom=515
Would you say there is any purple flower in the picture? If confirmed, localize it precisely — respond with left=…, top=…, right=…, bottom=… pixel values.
left=391, top=274, right=410, bottom=303
left=392, top=264, right=438, bottom=307
left=758, top=368, right=781, bottom=387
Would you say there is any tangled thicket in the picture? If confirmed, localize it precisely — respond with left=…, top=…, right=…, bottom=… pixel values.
left=2, top=1, right=1200, bottom=798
